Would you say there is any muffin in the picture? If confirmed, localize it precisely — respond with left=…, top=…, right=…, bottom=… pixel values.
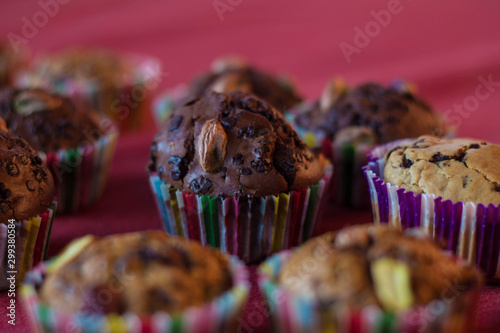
left=152, top=56, right=302, bottom=127
left=22, top=231, right=249, bottom=333
left=149, top=91, right=332, bottom=263
left=0, top=87, right=119, bottom=213
left=291, top=79, right=449, bottom=207
left=364, top=135, right=500, bottom=279
left=259, top=224, right=482, bottom=333
left=0, top=126, right=56, bottom=290
left=19, top=48, right=161, bottom=131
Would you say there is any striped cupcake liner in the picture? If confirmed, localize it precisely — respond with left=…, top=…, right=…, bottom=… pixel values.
left=40, top=128, right=119, bottom=214
left=258, top=251, right=479, bottom=333
left=0, top=202, right=56, bottom=291
left=21, top=255, right=249, bottom=333
left=149, top=165, right=332, bottom=264
left=363, top=139, right=500, bottom=280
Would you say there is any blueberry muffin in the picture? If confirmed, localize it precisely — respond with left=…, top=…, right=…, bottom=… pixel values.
left=151, top=91, right=325, bottom=197
left=0, top=88, right=106, bottom=151
left=279, top=224, right=481, bottom=311
left=40, top=231, right=233, bottom=315
left=184, top=57, right=302, bottom=113
left=0, top=127, right=55, bottom=221
left=383, top=136, right=500, bottom=204
left=294, top=81, right=447, bottom=145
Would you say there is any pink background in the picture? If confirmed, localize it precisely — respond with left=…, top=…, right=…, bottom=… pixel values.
left=1, top=0, right=500, bottom=332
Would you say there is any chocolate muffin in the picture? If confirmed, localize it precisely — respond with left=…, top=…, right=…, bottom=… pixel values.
left=150, top=91, right=325, bottom=197
left=383, top=135, right=500, bottom=204
left=0, top=128, right=55, bottom=221
left=0, top=88, right=105, bottom=151
left=40, top=231, right=233, bottom=316
left=294, top=81, right=447, bottom=144
left=279, top=224, right=481, bottom=311
left=185, top=57, right=302, bottom=112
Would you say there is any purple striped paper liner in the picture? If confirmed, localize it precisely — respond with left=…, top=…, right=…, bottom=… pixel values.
left=21, top=254, right=249, bottom=333
left=364, top=139, right=500, bottom=280
left=0, top=203, right=56, bottom=291
left=149, top=164, right=332, bottom=264
left=39, top=126, right=119, bottom=214
left=258, top=251, right=479, bottom=333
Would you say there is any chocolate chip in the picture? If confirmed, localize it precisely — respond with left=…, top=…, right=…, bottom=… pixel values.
left=495, top=183, right=500, bottom=193
left=430, top=152, right=450, bottom=163
left=0, top=203, right=10, bottom=213
left=251, top=159, right=271, bottom=174
left=170, top=166, right=181, bottom=181
left=33, top=169, right=44, bottom=182
left=168, top=115, right=183, bottom=132
left=240, top=168, right=252, bottom=175
left=190, top=176, right=213, bottom=195
left=33, top=156, right=43, bottom=165
left=231, top=153, right=244, bottom=165
left=1, top=189, right=11, bottom=199
left=20, top=155, right=29, bottom=165
left=254, top=146, right=270, bottom=156
left=5, top=163, right=19, bottom=176
left=218, top=167, right=227, bottom=178
left=220, top=116, right=237, bottom=129
left=26, top=181, right=35, bottom=191
left=469, top=144, right=480, bottom=149
left=168, top=156, right=183, bottom=165
left=400, top=155, right=414, bottom=168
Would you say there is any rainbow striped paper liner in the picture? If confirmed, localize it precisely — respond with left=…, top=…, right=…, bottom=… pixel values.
left=0, top=202, right=56, bottom=291
left=258, top=251, right=479, bottom=333
left=363, top=139, right=500, bottom=280
left=39, top=128, right=119, bottom=214
left=152, top=84, right=188, bottom=129
left=149, top=165, right=332, bottom=264
left=21, top=255, right=249, bottom=333
left=17, top=55, right=161, bottom=131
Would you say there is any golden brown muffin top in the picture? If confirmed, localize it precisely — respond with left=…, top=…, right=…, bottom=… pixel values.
left=278, top=225, right=481, bottom=312
left=40, top=231, right=233, bottom=316
left=383, top=135, right=500, bottom=205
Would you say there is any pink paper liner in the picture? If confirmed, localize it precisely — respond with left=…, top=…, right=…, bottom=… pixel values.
left=363, top=139, right=500, bottom=280
left=149, top=164, right=333, bottom=264
left=40, top=127, right=119, bottom=214
left=21, top=255, right=249, bottom=333
left=258, top=251, right=480, bottom=333
left=0, top=203, right=56, bottom=291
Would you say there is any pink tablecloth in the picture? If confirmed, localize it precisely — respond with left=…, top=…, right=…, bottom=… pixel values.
left=1, top=1, right=499, bottom=332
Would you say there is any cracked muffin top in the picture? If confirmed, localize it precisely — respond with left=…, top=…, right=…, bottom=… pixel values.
left=0, top=127, right=55, bottom=221
left=0, top=88, right=105, bottom=151
left=294, top=81, right=447, bottom=144
left=40, top=231, right=233, bottom=316
left=150, top=91, right=326, bottom=197
left=278, top=224, right=481, bottom=311
left=185, top=57, right=302, bottom=113
left=383, top=136, right=500, bottom=204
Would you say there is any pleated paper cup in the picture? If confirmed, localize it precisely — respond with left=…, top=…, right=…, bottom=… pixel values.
left=258, top=251, right=479, bottom=333
left=22, top=255, right=249, bottom=333
left=0, top=202, right=56, bottom=291
left=363, top=139, right=500, bottom=280
left=39, top=127, right=119, bottom=214
left=149, top=165, right=332, bottom=264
